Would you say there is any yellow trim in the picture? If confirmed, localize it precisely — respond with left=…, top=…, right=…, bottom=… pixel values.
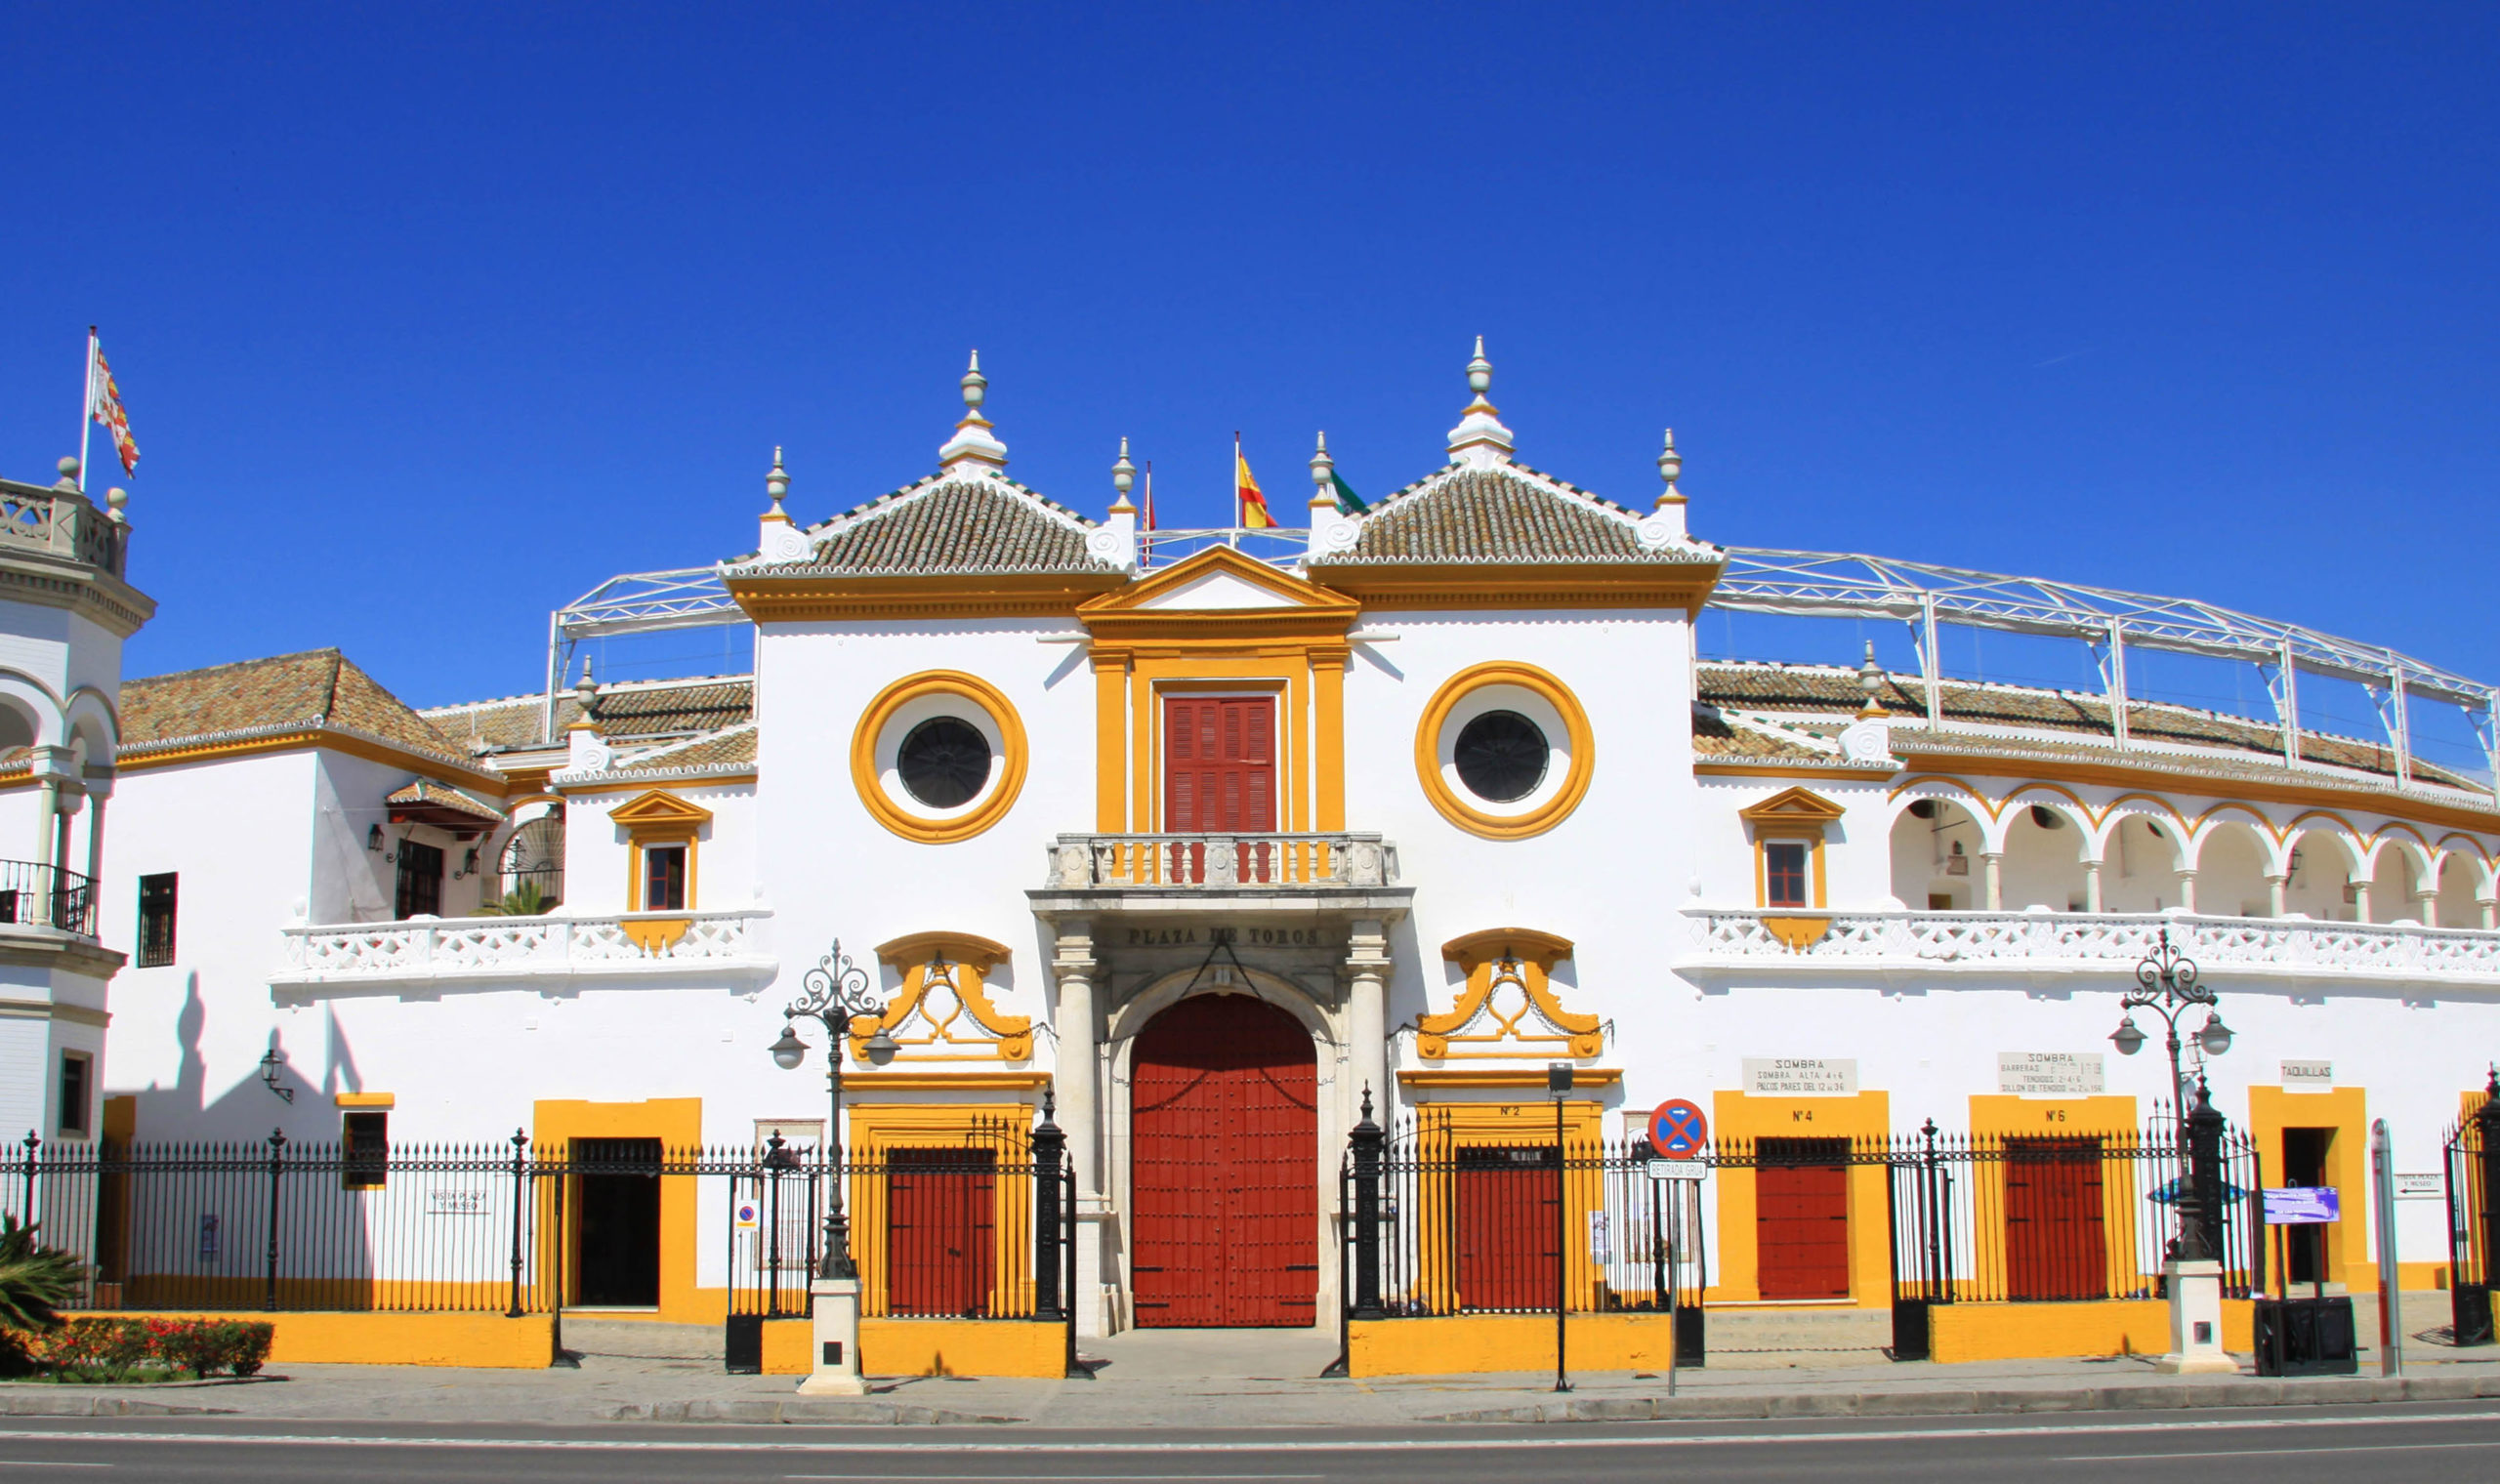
left=854, top=932, right=1033, bottom=1063
left=109, top=728, right=508, bottom=792
left=1347, top=1313, right=1678, bottom=1377
left=1743, top=786, right=1840, bottom=911
left=1963, top=1095, right=2143, bottom=1307
left=1419, top=929, right=1601, bottom=1060
left=2247, top=1085, right=2374, bottom=1290
left=1930, top=1298, right=2254, bottom=1364
left=759, top=1315, right=1067, bottom=1379
left=1709, top=1090, right=1892, bottom=1307
left=845, top=1071, right=1054, bottom=1092
left=1093, top=652, right=1128, bottom=831
left=612, top=790, right=710, bottom=913
left=1414, top=661, right=1596, bottom=841
left=1405, top=1101, right=1611, bottom=1313
left=530, top=1097, right=705, bottom=1326
left=555, top=772, right=757, bottom=798
left=1397, top=1067, right=1623, bottom=1090
left=841, top=1102, right=1040, bottom=1321
left=79, top=1310, right=554, bottom=1370
left=1899, top=751, right=2500, bottom=834
left=727, top=570, right=1129, bottom=624
left=849, top=671, right=1029, bottom=845
left=334, top=1092, right=396, bottom=1109
left=1312, top=564, right=1720, bottom=614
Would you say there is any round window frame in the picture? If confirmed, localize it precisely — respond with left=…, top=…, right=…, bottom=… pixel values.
left=851, top=671, right=1028, bottom=844
left=1413, top=661, right=1594, bottom=840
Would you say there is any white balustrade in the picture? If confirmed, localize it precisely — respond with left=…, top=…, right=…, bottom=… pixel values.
left=274, top=909, right=773, bottom=988
left=1681, top=907, right=2500, bottom=986
left=1046, top=833, right=1398, bottom=889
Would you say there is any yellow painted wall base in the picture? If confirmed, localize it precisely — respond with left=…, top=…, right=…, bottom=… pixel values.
left=82, top=1310, right=555, bottom=1370
left=1348, top=1314, right=1675, bottom=1377
left=1929, top=1299, right=2255, bottom=1364
left=758, top=1317, right=1068, bottom=1378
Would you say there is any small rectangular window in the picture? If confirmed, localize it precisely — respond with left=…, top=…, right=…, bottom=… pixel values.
left=1765, top=841, right=1811, bottom=908
left=395, top=841, right=444, bottom=920
left=57, top=1051, right=89, bottom=1137
left=644, top=845, right=688, bottom=912
left=342, top=1111, right=390, bottom=1189
left=137, top=873, right=178, bottom=967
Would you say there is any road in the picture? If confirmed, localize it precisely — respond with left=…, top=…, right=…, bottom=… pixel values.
left=2, top=1403, right=2496, bottom=1481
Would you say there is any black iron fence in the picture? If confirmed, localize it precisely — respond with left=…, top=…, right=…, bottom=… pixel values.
left=2444, top=1088, right=2500, bottom=1344
left=2, top=1124, right=1074, bottom=1328
left=1341, top=1102, right=2263, bottom=1365
left=0, top=859, right=97, bottom=937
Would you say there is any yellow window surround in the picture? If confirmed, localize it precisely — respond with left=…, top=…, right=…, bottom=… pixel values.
left=611, top=790, right=711, bottom=950
left=847, top=931, right=1034, bottom=1064
left=1418, top=928, right=1603, bottom=1061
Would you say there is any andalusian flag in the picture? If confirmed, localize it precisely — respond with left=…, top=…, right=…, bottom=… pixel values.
left=83, top=328, right=140, bottom=478
left=1234, top=437, right=1274, bottom=529
left=1328, top=469, right=1367, bottom=515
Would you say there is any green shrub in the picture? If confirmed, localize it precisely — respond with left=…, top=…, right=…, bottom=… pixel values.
left=0, top=1216, right=84, bottom=1333
left=23, top=1315, right=274, bottom=1381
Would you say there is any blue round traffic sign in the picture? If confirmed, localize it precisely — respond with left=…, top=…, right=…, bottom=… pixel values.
left=1649, top=1098, right=1709, bottom=1156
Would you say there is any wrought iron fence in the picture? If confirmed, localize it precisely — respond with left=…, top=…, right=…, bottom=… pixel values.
left=2, top=1126, right=1073, bottom=1327
left=0, top=859, right=97, bottom=936
left=2444, top=1088, right=2500, bottom=1344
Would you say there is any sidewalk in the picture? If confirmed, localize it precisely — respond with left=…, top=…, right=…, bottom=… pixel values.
left=6, top=1321, right=2500, bottom=1428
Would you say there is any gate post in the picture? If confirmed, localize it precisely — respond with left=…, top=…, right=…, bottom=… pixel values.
left=507, top=1130, right=529, bottom=1318
left=264, top=1128, right=287, bottom=1312
left=1350, top=1088, right=1385, bottom=1321
left=1032, top=1092, right=1066, bottom=1323
left=2188, top=1081, right=2228, bottom=1268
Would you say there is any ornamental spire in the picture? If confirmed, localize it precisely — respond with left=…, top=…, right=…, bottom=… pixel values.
left=1309, top=431, right=1336, bottom=510
left=1857, top=641, right=1889, bottom=720
left=938, top=350, right=1009, bottom=472
left=1445, top=335, right=1515, bottom=466
left=764, top=445, right=790, bottom=519
left=1109, top=437, right=1137, bottom=515
left=1656, top=428, right=1684, bottom=509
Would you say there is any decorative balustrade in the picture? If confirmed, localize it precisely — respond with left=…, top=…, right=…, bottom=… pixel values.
left=1681, top=907, right=2500, bottom=985
left=0, top=859, right=98, bottom=937
left=1045, top=833, right=1398, bottom=890
left=0, top=479, right=124, bottom=577
left=273, top=908, right=772, bottom=988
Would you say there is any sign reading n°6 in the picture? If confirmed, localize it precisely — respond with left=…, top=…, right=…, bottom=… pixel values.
left=1648, top=1098, right=1709, bottom=1157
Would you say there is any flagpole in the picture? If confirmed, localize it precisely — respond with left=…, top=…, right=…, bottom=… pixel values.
left=76, top=327, right=96, bottom=493
left=1231, top=432, right=1241, bottom=550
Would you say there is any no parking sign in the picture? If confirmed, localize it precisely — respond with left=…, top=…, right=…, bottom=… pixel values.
left=1648, top=1098, right=1709, bottom=1157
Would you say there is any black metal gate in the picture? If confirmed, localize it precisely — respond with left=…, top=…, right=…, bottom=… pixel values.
left=2442, top=1077, right=2500, bottom=1346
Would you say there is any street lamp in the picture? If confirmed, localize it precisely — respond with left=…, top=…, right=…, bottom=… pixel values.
left=2112, top=927, right=2229, bottom=1260
left=771, top=939, right=897, bottom=1279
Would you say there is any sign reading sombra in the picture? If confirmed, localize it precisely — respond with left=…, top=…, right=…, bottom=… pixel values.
left=1742, top=1057, right=1857, bottom=1095
left=1997, top=1052, right=2105, bottom=1096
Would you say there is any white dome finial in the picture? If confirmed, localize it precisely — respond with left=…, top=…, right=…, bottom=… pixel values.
left=938, top=350, right=1009, bottom=472
left=765, top=446, right=790, bottom=516
left=1309, top=431, right=1336, bottom=509
left=1446, top=336, right=1514, bottom=466
left=1109, top=437, right=1137, bottom=514
left=1655, top=428, right=1684, bottom=509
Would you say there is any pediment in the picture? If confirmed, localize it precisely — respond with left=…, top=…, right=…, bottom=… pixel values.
left=608, top=789, right=714, bottom=829
left=1081, top=546, right=1354, bottom=615
left=1737, top=786, right=1847, bottom=824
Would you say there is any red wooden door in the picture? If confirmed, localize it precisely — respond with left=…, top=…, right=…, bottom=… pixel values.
left=1164, top=696, right=1276, bottom=882
left=887, top=1149, right=996, bottom=1317
left=2004, top=1137, right=2105, bottom=1300
left=1756, top=1137, right=1851, bottom=1299
left=1130, top=994, right=1318, bottom=1327
left=1456, top=1146, right=1558, bottom=1311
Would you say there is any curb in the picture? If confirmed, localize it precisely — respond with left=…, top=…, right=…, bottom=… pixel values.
left=598, top=1399, right=1027, bottom=1425
left=1420, top=1373, right=2500, bottom=1424
left=0, top=1394, right=231, bottom=1418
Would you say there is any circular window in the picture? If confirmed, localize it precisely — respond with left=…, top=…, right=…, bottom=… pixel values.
left=1453, top=710, right=1548, bottom=803
left=851, top=672, right=1028, bottom=844
left=897, top=718, right=992, bottom=808
left=1414, top=662, right=1594, bottom=840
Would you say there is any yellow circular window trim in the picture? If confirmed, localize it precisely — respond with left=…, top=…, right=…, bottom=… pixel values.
left=851, top=671, right=1028, bottom=845
left=1414, top=660, right=1595, bottom=841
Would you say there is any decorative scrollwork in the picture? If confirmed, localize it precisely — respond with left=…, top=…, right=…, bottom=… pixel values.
left=790, top=938, right=884, bottom=1029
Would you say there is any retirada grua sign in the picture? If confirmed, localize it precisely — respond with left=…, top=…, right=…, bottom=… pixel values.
left=1997, top=1052, right=2105, bottom=1096
left=1742, top=1058, right=1857, bottom=1095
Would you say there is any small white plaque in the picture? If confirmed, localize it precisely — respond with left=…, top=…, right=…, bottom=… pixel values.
left=1998, top=1052, right=2105, bottom=1096
left=1743, top=1057, right=1858, bottom=1096
left=2396, top=1173, right=2443, bottom=1201
left=1646, top=1159, right=1709, bottom=1181
left=427, top=1191, right=491, bottom=1217
left=2281, top=1059, right=2334, bottom=1089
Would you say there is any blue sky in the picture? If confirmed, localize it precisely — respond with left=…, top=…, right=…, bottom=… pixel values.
left=3, top=5, right=2493, bottom=737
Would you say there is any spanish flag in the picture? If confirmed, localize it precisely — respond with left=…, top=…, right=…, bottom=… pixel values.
left=1235, top=437, right=1274, bottom=529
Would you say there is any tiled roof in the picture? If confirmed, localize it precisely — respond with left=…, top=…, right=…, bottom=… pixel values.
left=771, top=472, right=1117, bottom=576
left=424, top=677, right=754, bottom=753
left=1694, top=660, right=2479, bottom=792
left=600, top=723, right=759, bottom=780
left=121, top=650, right=474, bottom=769
left=384, top=779, right=507, bottom=823
left=1692, top=704, right=1842, bottom=762
left=1311, top=464, right=1720, bottom=566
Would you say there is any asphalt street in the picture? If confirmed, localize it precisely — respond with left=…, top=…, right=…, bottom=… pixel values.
left=2, top=1402, right=2498, bottom=1483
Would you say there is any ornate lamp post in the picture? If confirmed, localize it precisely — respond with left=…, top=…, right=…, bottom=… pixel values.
left=769, top=940, right=897, bottom=1280
left=2111, top=926, right=2233, bottom=1261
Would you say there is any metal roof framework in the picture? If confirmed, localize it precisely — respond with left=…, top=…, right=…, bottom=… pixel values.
left=539, top=541, right=2500, bottom=791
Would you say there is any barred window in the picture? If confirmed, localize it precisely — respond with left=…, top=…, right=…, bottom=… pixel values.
left=56, top=1051, right=89, bottom=1137
left=1765, top=842, right=1811, bottom=908
left=137, top=873, right=177, bottom=967
left=343, top=1111, right=390, bottom=1190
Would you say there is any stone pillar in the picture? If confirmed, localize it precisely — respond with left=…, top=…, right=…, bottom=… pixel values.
left=1049, top=920, right=1109, bottom=1337
left=2481, top=897, right=2497, bottom=931
left=1344, top=920, right=1393, bottom=1129
left=2266, top=871, right=2288, bottom=919
left=2174, top=869, right=2197, bottom=915
left=2081, top=859, right=2103, bottom=914
left=29, top=746, right=69, bottom=930
left=2413, top=887, right=2440, bottom=929
left=1979, top=851, right=2004, bottom=911
left=2350, top=879, right=2372, bottom=924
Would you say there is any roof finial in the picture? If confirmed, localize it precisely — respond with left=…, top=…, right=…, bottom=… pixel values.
left=938, top=350, right=1009, bottom=472
left=1109, top=437, right=1137, bottom=515
left=1857, top=640, right=1889, bottom=720
left=569, top=658, right=601, bottom=732
left=764, top=446, right=790, bottom=518
left=1309, top=431, right=1336, bottom=510
left=1656, top=428, right=1684, bottom=509
left=1446, top=336, right=1515, bottom=466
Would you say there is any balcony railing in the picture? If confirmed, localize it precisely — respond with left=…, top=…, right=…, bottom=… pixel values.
left=1680, top=906, right=2500, bottom=986
left=0, top=859, right=98, bottom=938
left=271, top=908, right=772, bottom=989
left=1045, top=833, right=1399, bottom=889
left=0, top=478, right=125, bottom=577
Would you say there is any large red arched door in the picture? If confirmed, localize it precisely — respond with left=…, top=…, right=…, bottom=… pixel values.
left=1130, top=994, right=1318, bottom=1327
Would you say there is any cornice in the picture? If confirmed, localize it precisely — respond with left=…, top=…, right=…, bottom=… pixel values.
left=105, top=725, right=507, bottom=792
left=726, top=569, right=1129, bottom=623
left=1907, top=748, right=2500, bottom=833
left=1308, top=562, right=1722, bottom=613
left=0, top=556, right=156, bottom=639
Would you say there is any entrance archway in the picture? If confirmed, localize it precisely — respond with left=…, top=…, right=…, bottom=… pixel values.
left=1129, top=993, right=1318, bottom=1327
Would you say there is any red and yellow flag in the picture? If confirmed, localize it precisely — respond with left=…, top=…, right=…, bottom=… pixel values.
left=1236, top=450, right=1274, bottom=529
left=89, top=337, right=140, bottom=475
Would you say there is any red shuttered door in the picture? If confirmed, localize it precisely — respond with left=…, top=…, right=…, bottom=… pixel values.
left=1164, top=696, right=1278, bottom=884
left=2004, top=1137, right=2106, bottom=1301
left=1130, top=994, right=1318, bottom=1327
left=1756, top=1137, right=1852, bottom=1300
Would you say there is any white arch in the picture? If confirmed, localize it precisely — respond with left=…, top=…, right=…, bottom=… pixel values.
left=1106, top=966, right=1340, bottom=1051
left=0, top=671, right=66, bottom=750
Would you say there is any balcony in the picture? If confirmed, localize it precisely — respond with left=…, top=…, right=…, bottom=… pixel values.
left=1030, top=832, right=1411, bottom=923
left=1679, top=907, right=2500, bottom=993
left=270, top=908, right=775, bottom=997
left=0, top=860, right=98, bottom=938
left=0, top=477, right=127, bottom=578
